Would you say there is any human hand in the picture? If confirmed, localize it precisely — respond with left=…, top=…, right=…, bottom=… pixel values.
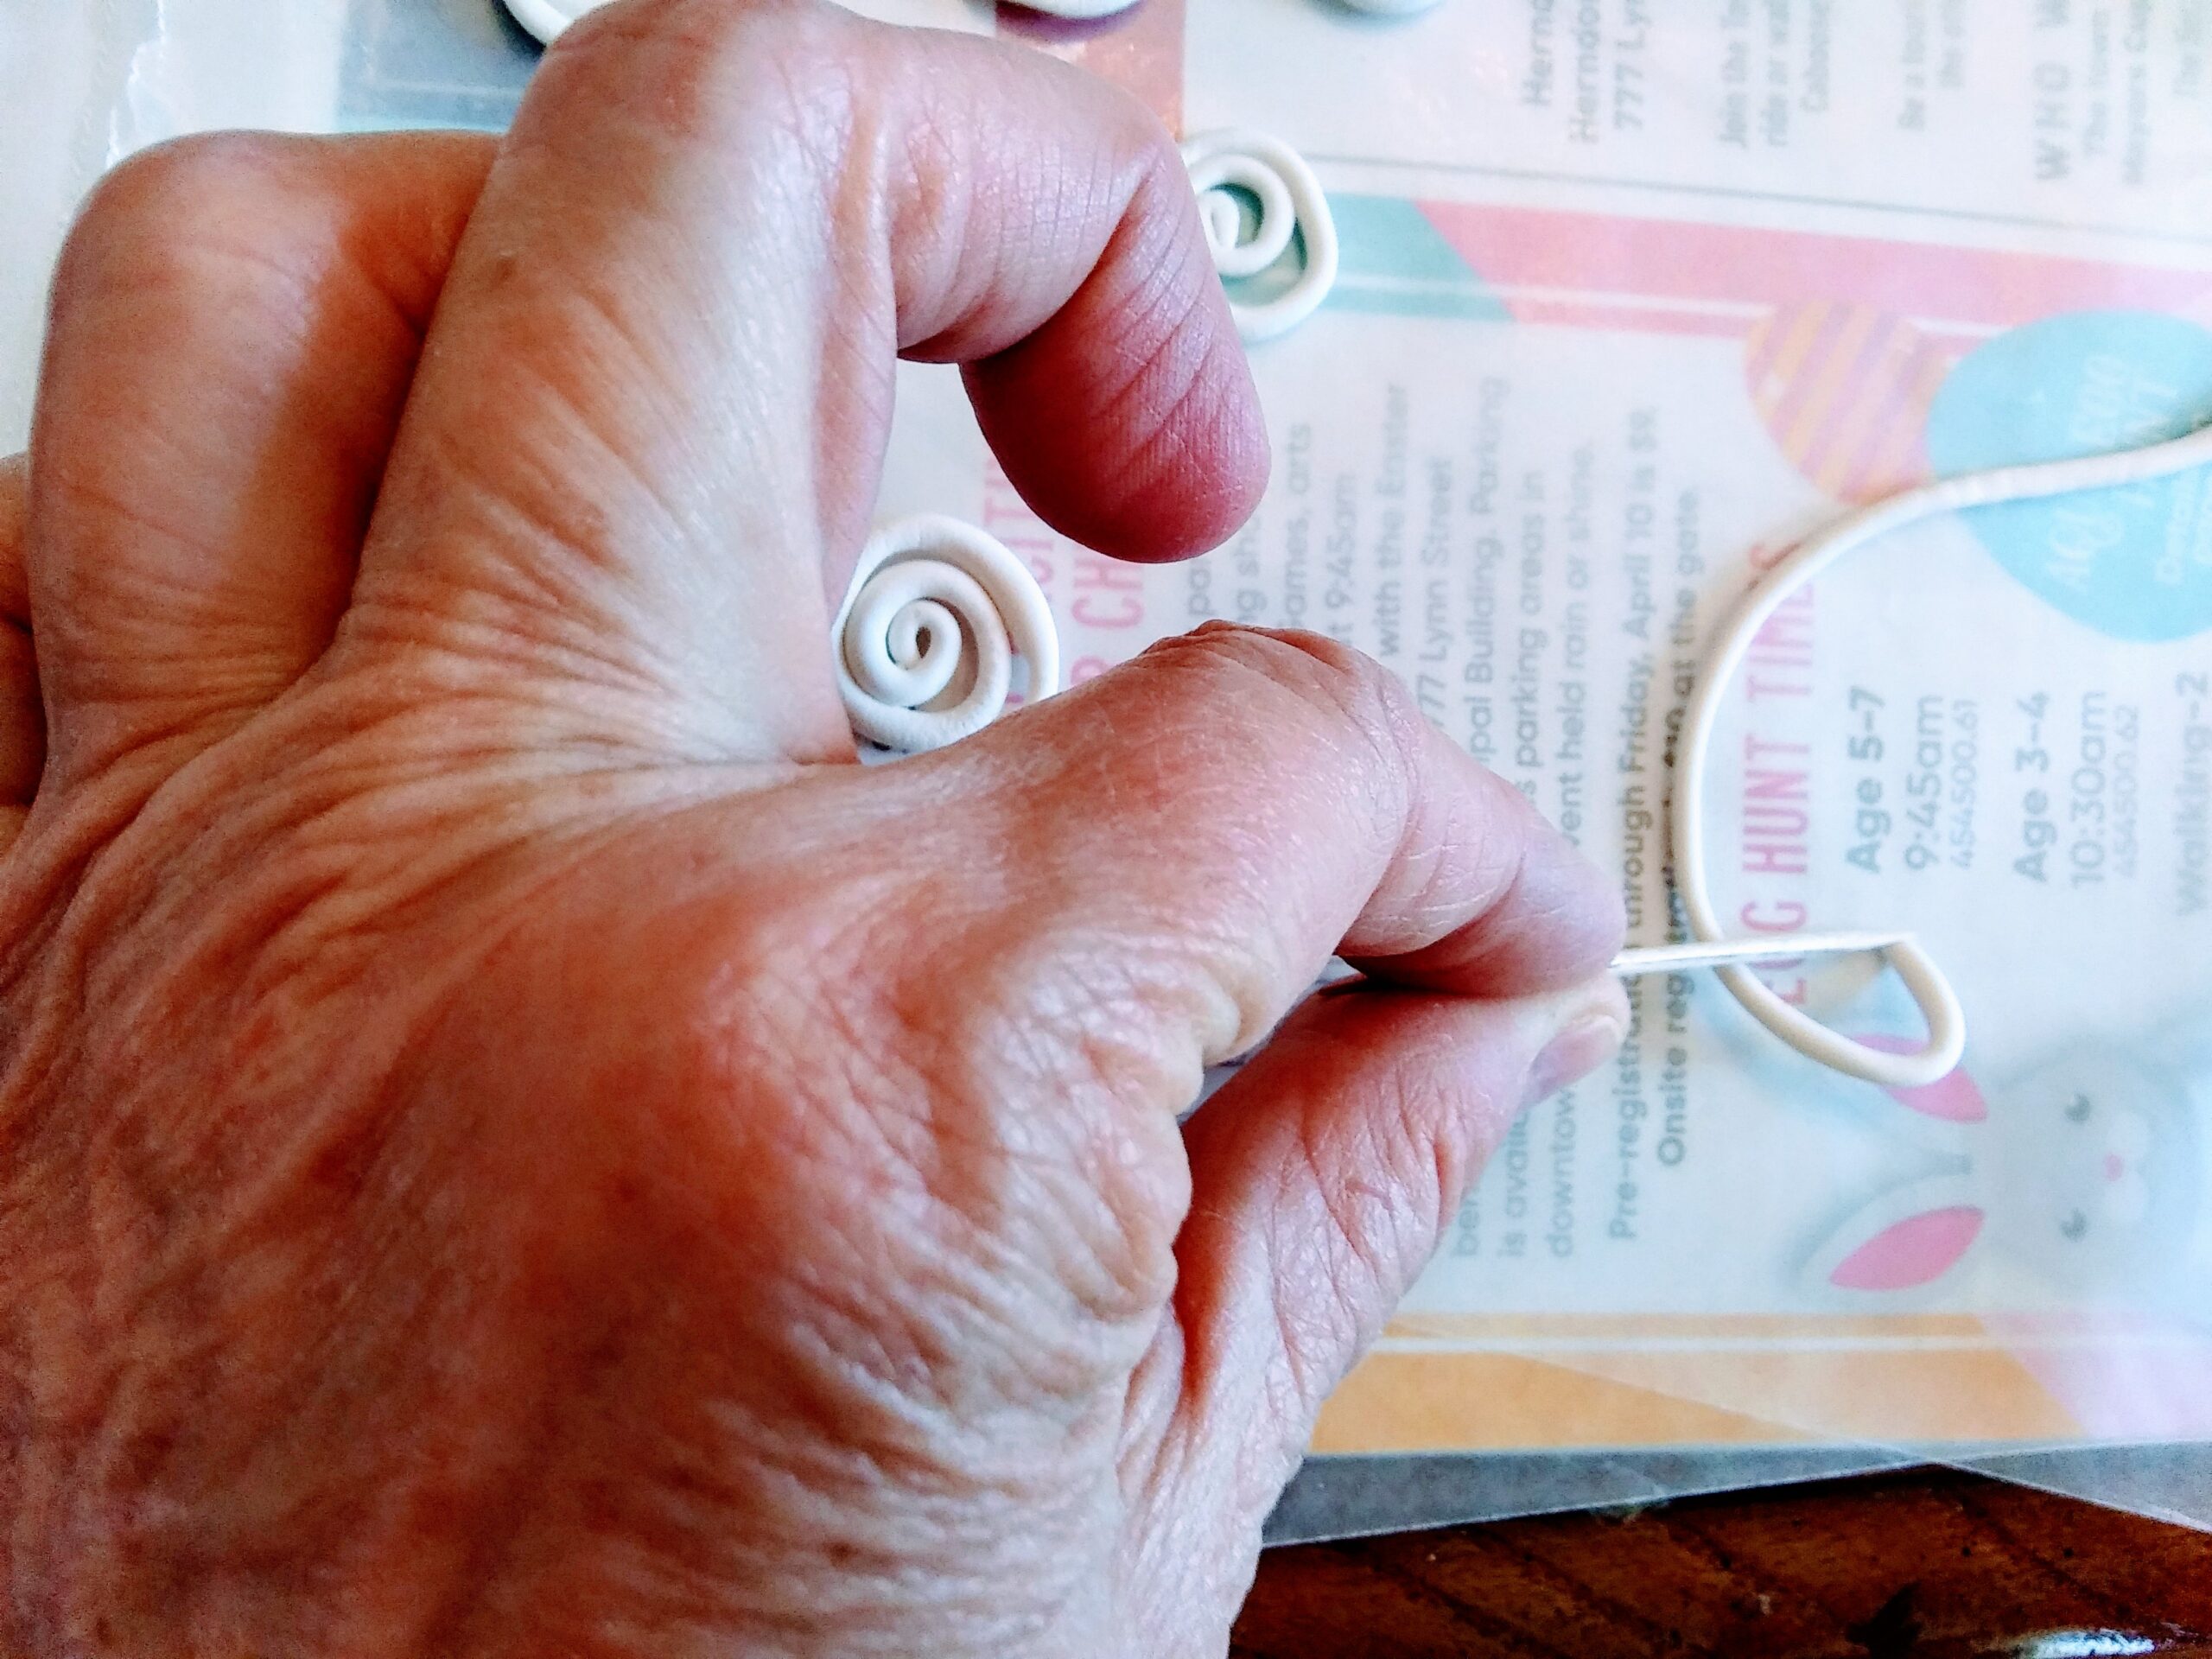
left=0, top=3, right=1624, bottom=1652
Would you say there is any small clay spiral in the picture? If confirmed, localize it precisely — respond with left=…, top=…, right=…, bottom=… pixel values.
left=834, top=516, right=1062, bottom=753
left=1181, top=130, right=1340, bottom=343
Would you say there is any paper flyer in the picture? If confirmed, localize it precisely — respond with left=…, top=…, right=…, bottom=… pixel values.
left=1182, top=0, right=2212, bottom=243
left=883, top=0, right=2212, bottom=1461
left=878, top=202, right=2212, bottom=1453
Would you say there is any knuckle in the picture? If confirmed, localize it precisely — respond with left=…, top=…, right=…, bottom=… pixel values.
left=48, top=136, right=349, bottom=362
left=667, top=878, right=911, bottom=1129
left=1158, top=622, right=1421, bottom=808
left=541, top=0, right=861, bottom=161
left=59, top=134, right=285, bottom=289
left=1173, top=622, right=1396, bottom=725
left=651, top=858, right=1180, bottom=1335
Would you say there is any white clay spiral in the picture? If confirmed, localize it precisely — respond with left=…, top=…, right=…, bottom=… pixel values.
left=1181, top=130, right=1340, bottom=344
left=834, top=516, right=1061, bottom=753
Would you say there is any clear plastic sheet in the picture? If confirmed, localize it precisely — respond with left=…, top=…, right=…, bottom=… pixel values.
left=4, top=0, right=2209, bottom=1543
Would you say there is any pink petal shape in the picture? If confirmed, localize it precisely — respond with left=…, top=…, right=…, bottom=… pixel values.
left=1832, top=1206, right=1985, bottom=1290
left=1890, top=1070, right=1989, bottom=1122
left=1857, top=1033, right=1985, bottom=1120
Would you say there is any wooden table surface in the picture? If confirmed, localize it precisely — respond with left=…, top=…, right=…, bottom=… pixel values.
left=1234, top=1467, right=2212, bottom=1657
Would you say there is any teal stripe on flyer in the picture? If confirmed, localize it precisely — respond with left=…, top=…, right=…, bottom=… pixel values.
left=1323, top=194, right=1508, bottom=321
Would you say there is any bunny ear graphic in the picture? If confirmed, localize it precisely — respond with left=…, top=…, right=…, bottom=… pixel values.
left=1857, top=1033, right=1988, bottom=1122
left=1889, top=1069, right=1988, bottom=1123
left=1807, top=1175, right=1984, bottom=1295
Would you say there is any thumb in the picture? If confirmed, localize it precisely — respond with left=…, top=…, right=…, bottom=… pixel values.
left=1156, top=973, right=1626, bottom=1519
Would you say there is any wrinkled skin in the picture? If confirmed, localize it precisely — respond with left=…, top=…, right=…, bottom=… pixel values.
left=0, top=3, right=1625, bottom=1653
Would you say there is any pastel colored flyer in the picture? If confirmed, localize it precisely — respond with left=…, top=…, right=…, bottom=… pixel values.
left=877, top=0, right=2212, bottom=1460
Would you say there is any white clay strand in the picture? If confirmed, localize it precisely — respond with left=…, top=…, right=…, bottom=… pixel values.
left=1611, top=931, right=1911, bottom=978
left=834, top=515, right=1061, bottom=754
left=1181, top=130, right=1340, bottom=344
left=1656, top=416, right=2212, bottom=1090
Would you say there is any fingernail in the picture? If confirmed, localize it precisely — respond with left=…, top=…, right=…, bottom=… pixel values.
left=1523, top=983, right=1629, bottom=1106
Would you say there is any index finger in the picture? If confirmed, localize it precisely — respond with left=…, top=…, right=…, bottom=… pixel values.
left=344, top=0, right=1262, bottom=766
left=908, top=623, right=1624, bottom=1066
